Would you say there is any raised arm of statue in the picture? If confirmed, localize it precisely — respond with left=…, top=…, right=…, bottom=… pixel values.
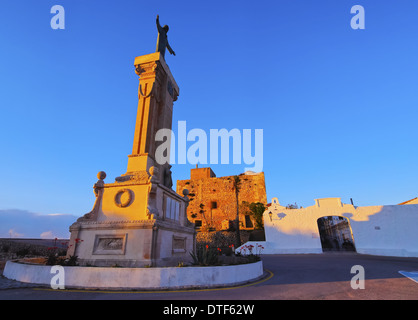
left=156, top=15, right=163, bottom=33
left=166, top=41, right=176, bottom=56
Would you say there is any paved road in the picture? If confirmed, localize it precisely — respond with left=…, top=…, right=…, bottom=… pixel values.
left=1, top=253, right=418, bottom=300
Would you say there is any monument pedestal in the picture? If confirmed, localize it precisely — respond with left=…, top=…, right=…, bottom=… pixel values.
left=67, top=52, right=196, bottom=267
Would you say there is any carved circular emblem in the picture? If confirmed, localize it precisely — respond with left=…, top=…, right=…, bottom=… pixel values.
left=114, top=189, right=133, bottom=208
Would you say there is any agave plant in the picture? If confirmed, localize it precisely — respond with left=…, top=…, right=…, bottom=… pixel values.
left=189, top=245, right=219, bottom=266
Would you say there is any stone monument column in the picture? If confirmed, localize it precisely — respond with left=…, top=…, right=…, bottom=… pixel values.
left=66, top=52, right=195, bottom=267
left=127, top=52, right=178, bottom=183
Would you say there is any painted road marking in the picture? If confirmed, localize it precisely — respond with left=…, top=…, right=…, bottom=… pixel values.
left=34, top=269, right=274, bottom=294
left=399, top=271, right=418, bottom=284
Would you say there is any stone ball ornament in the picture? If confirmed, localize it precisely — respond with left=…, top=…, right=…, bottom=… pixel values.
left=97, top=171, right=107, bottom=180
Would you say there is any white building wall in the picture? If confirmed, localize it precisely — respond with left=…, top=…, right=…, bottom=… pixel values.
left=241, top=197, right=418, bottom=257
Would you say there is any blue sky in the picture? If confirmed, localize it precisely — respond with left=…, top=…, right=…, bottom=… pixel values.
left=0, top=0, right=417, bottom=238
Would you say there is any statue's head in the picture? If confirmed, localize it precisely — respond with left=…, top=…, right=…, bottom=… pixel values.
left=163, top=25, right=169, bottom=32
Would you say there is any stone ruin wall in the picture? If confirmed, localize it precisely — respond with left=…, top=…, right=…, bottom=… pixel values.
left=176, top=171, right=267, bottom=232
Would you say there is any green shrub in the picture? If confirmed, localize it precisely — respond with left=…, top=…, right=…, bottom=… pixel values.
left=62, top=255, right=78, bottom=266
left=46, top=253, right=59, bottom=266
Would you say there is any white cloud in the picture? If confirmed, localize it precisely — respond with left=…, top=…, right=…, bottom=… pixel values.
left=0, top=209, right=77, bottom=239
left=40, top=231, right=56, bottom=239
left=8, top=229, right=24, bottom=238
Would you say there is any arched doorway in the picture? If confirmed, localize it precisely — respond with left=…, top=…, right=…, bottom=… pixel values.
left=317, top=216, right=356, bottom=252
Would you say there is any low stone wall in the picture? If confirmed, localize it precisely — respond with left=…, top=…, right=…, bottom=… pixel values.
left=3, top=260, right=264, bottom=290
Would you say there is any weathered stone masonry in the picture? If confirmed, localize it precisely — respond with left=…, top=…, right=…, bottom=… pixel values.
left=176, top=167, right=267, bottom=232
